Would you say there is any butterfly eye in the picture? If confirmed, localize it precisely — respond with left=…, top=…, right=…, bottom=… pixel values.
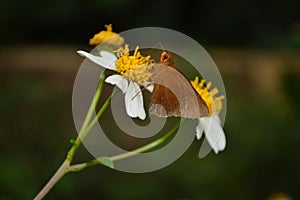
left=161, top=54, right=169, bottom=61
left=161, top=53, right=169, bottom=61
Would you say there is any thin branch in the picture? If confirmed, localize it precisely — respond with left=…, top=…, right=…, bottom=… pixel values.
left=34, top=160, right=69, bottom=200
left=67, top=121, right=181, bottom=172
left=34, top=72, right=106, bottom=200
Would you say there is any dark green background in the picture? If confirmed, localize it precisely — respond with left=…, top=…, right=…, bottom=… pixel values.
left=1, top=0, right=300, bottom=199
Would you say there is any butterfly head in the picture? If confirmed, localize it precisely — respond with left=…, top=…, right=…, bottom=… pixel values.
left=160, top=51, right=174, bottom=68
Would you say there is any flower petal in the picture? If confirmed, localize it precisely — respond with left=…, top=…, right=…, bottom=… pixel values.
left=77, top=50, right=117, bottom=70
left=143, top=83, right=154, bottom=93
left=200, top=114, right=226, bottom=153
left=125, top=81, right=146, bottom=120
left=100, top=51, right=117, bottom=62
left=196, top=118, right=204, bottom=140
left=105, top=75, right=128, bottom=93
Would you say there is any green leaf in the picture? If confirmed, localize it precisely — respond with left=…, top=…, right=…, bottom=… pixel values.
left=98, top=157, right=114, bottom=169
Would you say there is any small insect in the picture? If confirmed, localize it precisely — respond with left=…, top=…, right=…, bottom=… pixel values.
left=149, top=51, right=209, bottom=118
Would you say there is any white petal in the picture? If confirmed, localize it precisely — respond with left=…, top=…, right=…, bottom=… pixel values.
left=77, top=50, right=117, bottom=70
left=143, top=83, right=154, bottom=93
left=125, top=81, right=146, bottom=120
left=100, top=51, right=117, bottom=61
left=212, top=113, right=222, bottom=125
left=196, top=119, right=204, bottom=140
left=105, top=75, right=128, bottom=93
left=200, top=114, right=226, bottom=154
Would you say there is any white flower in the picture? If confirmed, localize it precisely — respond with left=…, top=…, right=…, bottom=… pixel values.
left=196, top=113, right=226, bottom=154
left=191, top=76, right=226, bottom=154
left=77, top=50, right=146, bottom=120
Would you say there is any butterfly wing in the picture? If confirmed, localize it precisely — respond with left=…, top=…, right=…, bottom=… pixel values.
left=149, top=64, right=209, bottom=118
left=149, top=79, right=181, bottom=117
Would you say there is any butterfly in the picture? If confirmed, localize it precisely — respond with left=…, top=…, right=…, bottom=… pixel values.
left=149, top=51, right=209, bottom=118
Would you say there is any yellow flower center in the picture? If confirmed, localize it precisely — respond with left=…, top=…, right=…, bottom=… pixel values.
left=89, top=24, right=124, bottom=46
left=191, top=76, right=224, bottom=116
left=114, top=45, right=153, bottom=84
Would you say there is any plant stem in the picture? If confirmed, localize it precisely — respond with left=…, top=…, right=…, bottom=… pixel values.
left=34, top=71, right=106, bottom=200
left=82, top=90, right=117, bottom=137
left=66, top=71, right=106, bottom=162
left=68, top=120, right=181, bottom=172
left=33, top=160, right=69, bottom=200
left=34, top=68, right=182, bottom=199
left=110, top=121, right=180, bottom=161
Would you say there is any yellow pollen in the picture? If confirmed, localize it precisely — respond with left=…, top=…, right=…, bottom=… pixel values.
left=191, top=76, right=224, bottom=116
left=114, top=45, right=154, bottom=84
left=89, top=24, right=124, bottom=46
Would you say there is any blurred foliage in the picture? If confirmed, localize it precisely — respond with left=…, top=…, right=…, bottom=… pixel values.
left=0, top=0, right=300, bottom=48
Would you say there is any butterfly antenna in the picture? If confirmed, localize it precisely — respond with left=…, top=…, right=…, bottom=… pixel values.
left=131, top=88, right=145, bottom=100
left=153, top=30, right=165, bottom=51
left=131, top=83, right=154, bottom=100
left=153, top=42, right=165, bottom=51
left=146, top=42, right=165, bottom=56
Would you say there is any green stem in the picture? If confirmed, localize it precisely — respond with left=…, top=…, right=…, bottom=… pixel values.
left=68, top=121, right=181, bottom=172
left=67, top=71, right=106, bottom=162
left=35, top=69, right=181, bottom=199
left=34, top=71, right=106, bottom=200
left=68, top=159, right=101, bottom=173
left=80, top=71, right=105, bottom=132
left=110, top=121, right=180, bottom=161
left=82, top=90, right=117, bottom=137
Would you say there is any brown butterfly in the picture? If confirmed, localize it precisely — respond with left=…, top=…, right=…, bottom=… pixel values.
left=149, top=51, right=209, bottom=118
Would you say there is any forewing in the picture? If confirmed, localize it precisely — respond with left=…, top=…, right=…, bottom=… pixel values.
left=149, top=64, right=208, bottom=118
